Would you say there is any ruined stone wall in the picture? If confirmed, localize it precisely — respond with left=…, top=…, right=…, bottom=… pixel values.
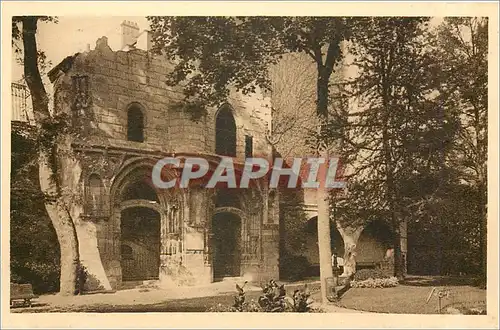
left=49, top=36, right=279, bottom=289
left=52, top=36, right=271, bottom=160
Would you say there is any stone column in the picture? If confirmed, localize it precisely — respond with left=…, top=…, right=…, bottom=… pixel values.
left=183, top=226, right=211, bottom=285
left=260, top=225, right=280, bottom=283
left=184, top=189, right=212, bottom=285
left=106, top=209, right=122, bottom=289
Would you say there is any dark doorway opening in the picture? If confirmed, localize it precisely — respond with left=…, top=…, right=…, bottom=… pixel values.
left=212, top=212, right=241, bottom=280
left=121, top=207, right=160, bottom=281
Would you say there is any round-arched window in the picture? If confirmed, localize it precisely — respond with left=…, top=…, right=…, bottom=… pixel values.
left=215, top=106, right=236, bottom=157
left=127, top=104, right=144, bottom=142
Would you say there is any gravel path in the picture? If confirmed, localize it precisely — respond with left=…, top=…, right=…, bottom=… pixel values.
left=11, top=279, right=365, bottom=313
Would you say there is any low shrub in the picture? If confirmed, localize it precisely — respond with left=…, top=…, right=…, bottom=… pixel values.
left=445, top=301, right=487, bottom=315
left=350, top=277, right=399, bottom=288
left=354, top=268, right=386, bottom=281
left=208, top=279, right=323, bottom=313
left=462, top=307, right=487, bottom=315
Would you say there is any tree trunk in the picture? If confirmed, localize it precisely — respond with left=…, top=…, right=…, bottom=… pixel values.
left=379, top=42, right=404, bottom=279
left=386, top=157, right=404, bottom=279
left=22, top=16, right=80, bottom=296
left=479, top=182, right=487, bottom=287
left=317, top=151, right=334, bottom=302
left=392, top=222, right=404, bottom=279
left=316, top=66, right=334, bottom=303
left=39, top=159, right=80, bottom=295
left=342, top=242, right=357, bottom=279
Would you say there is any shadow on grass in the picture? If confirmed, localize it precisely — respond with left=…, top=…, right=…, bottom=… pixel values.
left=401, top=275, right=480, bottom=287
left=11, top=291, right=264, bottom=313
left=337, top=285, right=486, bottom=314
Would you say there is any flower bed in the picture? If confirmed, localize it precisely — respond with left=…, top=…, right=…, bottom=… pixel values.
left=350, top=277, right=399, bottom=288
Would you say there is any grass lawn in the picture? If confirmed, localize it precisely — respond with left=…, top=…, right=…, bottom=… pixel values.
left=12, top=282, right=321, bottom=313
left=11, top=291, right=265, bottom=313
left=337, top=285, right=486, bottom=314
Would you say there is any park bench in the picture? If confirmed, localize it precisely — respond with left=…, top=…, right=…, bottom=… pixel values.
left=10, top=283, right=38, bottom=307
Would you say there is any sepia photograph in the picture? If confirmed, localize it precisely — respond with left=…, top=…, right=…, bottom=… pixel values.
left=2, top=1, right=499, bottom=329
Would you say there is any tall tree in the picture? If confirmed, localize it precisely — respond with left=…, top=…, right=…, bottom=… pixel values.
left=330, top=17, right=454, bottom=278
left=148, top=16, right=351, bottom=302
left=12, top=16, right=80, bottom=295
left=436, top=17, right=488, bottom=283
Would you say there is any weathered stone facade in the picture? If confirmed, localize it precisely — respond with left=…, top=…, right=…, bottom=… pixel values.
left=47, top=36, right=279, bottom=291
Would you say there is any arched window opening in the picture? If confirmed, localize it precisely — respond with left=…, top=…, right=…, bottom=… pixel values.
left=215, top=106, right=236, bottom=157
left=85, top=174, right=107, bottom=217
left=127, top=105, right=144, bottom=142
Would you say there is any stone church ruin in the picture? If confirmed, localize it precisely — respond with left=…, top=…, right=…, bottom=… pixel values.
left=13, top=20, right=408, bottom=292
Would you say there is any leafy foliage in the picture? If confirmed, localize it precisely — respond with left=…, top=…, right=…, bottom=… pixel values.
left=10, top=129, right=60, bottom=294
left=208, top=280, right=320, bottom=313
left=12, top=16, right=58, bottom=53
left=148, top=16, right=283, bottom=118
left=436, top=17, right=488, bottom=280
left=279, top=253, right=311, bottom=281
left=257, top=279, right=288, bottom=312
left=323, top=17, right=488, bottom=279
left=13, top=15, right=83, bottom=296
left=148, top=16, right=350, bottom=118
left=277, top=174, right=312, bottom=281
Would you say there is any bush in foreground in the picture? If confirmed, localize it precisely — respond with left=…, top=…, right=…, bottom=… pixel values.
left=208, top=279, right=323, bottom=313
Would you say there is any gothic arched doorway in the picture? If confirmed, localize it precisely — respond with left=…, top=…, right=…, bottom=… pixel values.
left=120, top=207, right=161, bottom=281
left=212, top=212, right=242, bottom=280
